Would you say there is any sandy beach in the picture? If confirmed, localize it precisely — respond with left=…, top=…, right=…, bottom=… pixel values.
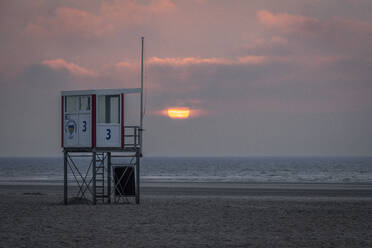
left=1, top=183, right=372, bottom=247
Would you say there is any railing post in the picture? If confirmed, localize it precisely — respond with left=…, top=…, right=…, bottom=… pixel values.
left=134, top=127, right=137, bottom=148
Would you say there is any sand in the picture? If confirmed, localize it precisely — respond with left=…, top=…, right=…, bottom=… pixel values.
left=1, top=183, right=372, bottom=247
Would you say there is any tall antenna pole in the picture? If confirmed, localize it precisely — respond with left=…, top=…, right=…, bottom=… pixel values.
left=140, top=36, right=144, bottom=154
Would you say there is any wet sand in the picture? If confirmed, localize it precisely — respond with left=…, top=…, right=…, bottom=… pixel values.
left=1, top=183, right=372, bottom=247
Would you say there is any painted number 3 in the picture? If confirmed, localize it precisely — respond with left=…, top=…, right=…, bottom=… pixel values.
left=82, top=121, right=87, bottom=132
left=106, top=129, right=111, bottom=140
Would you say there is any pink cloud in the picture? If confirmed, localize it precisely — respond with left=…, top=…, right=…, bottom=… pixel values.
left=27, top=0, right=176, bottom=38
left=146, top=56, right=270, bottom=67
left=255, top=9, right=372, bottom=67
left=115, top=61, right=138, bottom=70
left=147, top=57, right=231, bottom=66
left=257, top=9, right=372, bottom=38
left=42, top=59, right=97, bottom=77
left=257, top=10, right=320, bottom=31
left=237, top=56, right=267, bottom=64
left=55, top=7, right=106, bottom=36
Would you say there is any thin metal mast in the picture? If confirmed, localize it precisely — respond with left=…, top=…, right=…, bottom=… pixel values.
left=140, top=36, right=144, bottom=154
left=136, top=36, right=144, bottom=204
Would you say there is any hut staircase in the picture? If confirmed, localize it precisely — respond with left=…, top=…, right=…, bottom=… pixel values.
left=94, top=153, right=106, bottom=203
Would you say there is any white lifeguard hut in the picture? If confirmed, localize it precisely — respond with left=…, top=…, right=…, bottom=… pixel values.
left=62, top=37, right=145, bottom=205
left=61, top=88, right=141, bottom=149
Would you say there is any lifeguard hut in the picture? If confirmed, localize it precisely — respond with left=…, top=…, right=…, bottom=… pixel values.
left=62, top=38, right=145, bottom=205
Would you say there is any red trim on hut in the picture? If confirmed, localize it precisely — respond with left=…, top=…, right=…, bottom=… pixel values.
left=121, top=93, right=125, bottom=148
left=92, top=94, right=96, bottom=148
left=61, top=96, right=64, bottom=147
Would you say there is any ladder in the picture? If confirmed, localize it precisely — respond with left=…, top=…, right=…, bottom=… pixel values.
left=95, top=153, right=105, bottom=203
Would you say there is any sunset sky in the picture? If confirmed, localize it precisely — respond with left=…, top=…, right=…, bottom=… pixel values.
left=0, top=0, right=371, bottom=156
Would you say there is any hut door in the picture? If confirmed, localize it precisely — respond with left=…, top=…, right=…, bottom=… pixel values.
left=64, top=96, right=79, bottom=147
left=96, top=95, right=121, bottom=147
left=77, top=95, right=91, bottom=147
left=64, top=95, right=92, bottom=147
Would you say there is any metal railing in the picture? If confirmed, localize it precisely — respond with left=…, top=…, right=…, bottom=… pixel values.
left=122, top=126, right=142, bottom=148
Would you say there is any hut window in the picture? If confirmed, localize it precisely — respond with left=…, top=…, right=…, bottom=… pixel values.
left=97, top=95, right=120, bottom=124
left=80, top=96, right=91, bottom=111
left=65, top=96, right=78, bottom=113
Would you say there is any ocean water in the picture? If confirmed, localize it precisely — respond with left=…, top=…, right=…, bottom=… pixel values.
left=0, top=157, right=371, bottom=184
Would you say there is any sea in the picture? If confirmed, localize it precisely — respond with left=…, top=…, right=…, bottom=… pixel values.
left=0, top=156, right=371, bottom=185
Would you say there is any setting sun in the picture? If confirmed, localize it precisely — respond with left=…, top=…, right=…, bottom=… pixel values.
left=167, top=108, right=190, bottom=119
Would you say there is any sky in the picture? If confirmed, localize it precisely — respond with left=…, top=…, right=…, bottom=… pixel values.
left=0, top=0, right=371, bottom=157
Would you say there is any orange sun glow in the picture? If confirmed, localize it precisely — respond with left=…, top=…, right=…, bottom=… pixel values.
left=167, top=108, right=190, bottom=119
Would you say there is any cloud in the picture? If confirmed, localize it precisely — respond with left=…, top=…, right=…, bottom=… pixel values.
left=116, top=61, right=135, bottom=68
left=256, top=9, right=372, bottom=43
left=257, top=10, right=320, bottom=32
left=26, top=0, right=176, bottom=38
left=146, top=56, right=271, bottom=67
left=148, top=56, right=230, bottom=66
left=42, top=59, right=97, bottom=77
left=254, top=8, right=372, bottom=74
